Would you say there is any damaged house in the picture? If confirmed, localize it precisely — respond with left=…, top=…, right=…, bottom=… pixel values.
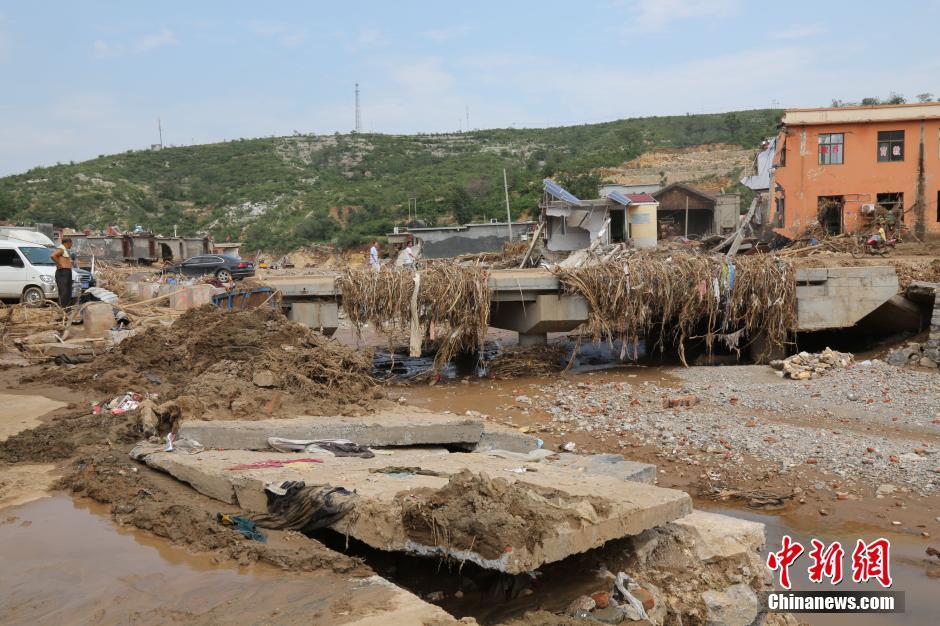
left=541, top=179, right=659, bottom=251
left=651, top=183, right=740, bottom=238
left=771, top=102, right=940, bottom=240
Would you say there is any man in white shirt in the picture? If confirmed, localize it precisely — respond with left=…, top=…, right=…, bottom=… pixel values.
left=369, top=241, right=380, bottom=270
left=403, top=243, right=416, bottom=270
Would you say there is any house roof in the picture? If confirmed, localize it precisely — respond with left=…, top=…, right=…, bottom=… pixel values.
left=652, top=183, right=716, bottom=203
left=783, top=102, right=940, bottom=126
left=624, top=193, right=657, bottom=204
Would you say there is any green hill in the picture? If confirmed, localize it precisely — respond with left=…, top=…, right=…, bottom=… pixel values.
left=0, top=109, right=781, bottom=252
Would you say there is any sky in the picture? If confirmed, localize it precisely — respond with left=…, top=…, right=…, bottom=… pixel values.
left=1, top=0, right=939, bottom=175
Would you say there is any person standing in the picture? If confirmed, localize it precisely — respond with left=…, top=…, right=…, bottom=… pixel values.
left=369, top=240, right=380, bottom=271
left=402, top=242, right=417, bottom=270
left=50, top=237, right=74, bottom=308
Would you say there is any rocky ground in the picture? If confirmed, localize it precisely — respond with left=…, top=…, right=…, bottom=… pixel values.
left=403, top=357, right=940, bottom=540
left=537, top=361, right=940, bottom=495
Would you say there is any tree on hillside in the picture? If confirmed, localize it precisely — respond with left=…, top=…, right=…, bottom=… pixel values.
left=917, top=92, right=935, bottom=103
left=447, top=185, right=475, bottom=224
left=558, top=173, right=602, bottom=200
left=723, top=112, right=742, bottom=138
left=886, top=92, right=906, bottom=104
left=295, top=211, right=339, bottom=242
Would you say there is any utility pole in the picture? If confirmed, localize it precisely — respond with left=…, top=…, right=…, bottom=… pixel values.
left=466, top=105, right=470, bottom=131
left=503, top=169, right=512, bottom=240
left=354, top=83, right=362, bottom=134
left=157, top=117, right=164, bottom=148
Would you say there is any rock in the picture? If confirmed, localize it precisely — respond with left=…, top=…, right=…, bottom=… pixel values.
left=252, top=369, right=277, bottom=388
left=591, top=591, right=610, bottom=609
left=886, top=349, right=911, bottom=365
left=514, top=395, right=531, bottom=404
left=630, top=529, right=660, bottom=564
left=632, top=587, right=655, bottom=611
left=566, top=595, right=596, bottom=617
left=876, top=484, right=897, bottom=496
left=671, top=511, right=765, bottom=563
left=702, top=583, right=759, bottom=626
left=591, top=606, right=626, bottom=624
left=919, top=357, right=938, bottom=369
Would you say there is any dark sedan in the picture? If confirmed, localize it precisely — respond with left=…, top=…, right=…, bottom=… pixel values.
left=164, top=254, right=255, bottom=282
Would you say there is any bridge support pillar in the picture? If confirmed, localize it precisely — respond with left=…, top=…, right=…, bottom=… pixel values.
left=518, top=332, right=548, bottom=347
left=489, top=294, right=589, bottom=340
left=287, top=301, right=338, bottom=336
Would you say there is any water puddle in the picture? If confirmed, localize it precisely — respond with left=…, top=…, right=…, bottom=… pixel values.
left=0, top=496, right=355, bottom=625
left=707, top=505, right=937, bottom=626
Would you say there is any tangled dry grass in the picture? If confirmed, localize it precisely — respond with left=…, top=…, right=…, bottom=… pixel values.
left=487, top=344, right=566, bottom=378
left=554, top=251, right=796, bottom=364
left=339, top=262, right=491, bottom=368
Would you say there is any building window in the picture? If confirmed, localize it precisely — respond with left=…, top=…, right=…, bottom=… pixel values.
left=817, top=133, right=844, bottom=165
left=877, top=192, right=904, bottom=226
left=877, top=130, right=904, bottom=161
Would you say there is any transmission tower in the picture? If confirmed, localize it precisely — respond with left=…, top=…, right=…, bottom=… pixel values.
left=354, top=83, right=362, bottom=133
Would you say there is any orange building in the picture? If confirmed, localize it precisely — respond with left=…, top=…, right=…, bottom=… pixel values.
left=770, top=103, right=940, bottom=240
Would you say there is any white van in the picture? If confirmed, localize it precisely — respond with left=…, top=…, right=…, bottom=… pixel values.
left=0, top=239, right=83, bottom=306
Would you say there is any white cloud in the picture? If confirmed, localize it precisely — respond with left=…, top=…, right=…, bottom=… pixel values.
left=424, top=26, right=472, bottom=42
left=91, top=28, right=178, bottom=58
left=134, top=28, right=178, bottom=53
left=619, top=0, right=741, bottom=31
left=356, top=27, right=384, bottom=46
left=773, top=23, right=826, bottom=40
left=248, top=20, right=306, bottom=48
left=390, top=58, right=456, bottom=95
left=91, top=39, right=121, bottom=58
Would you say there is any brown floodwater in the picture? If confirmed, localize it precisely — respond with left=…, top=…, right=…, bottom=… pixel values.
left=0, top=495, right=367, bottom=625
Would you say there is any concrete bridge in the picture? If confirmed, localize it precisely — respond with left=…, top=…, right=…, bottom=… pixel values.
left=264, top=265, right=903, bottom=346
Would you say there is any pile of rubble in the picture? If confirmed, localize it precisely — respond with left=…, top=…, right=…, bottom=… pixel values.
left=770, top=347, right=853, bottom=379
left=52, top=306, right=377, bottom=422
left=887, top=340, right=940, bottom=369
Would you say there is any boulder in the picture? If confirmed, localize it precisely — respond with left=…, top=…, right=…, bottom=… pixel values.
left=702, top=583, right=759, bottom=626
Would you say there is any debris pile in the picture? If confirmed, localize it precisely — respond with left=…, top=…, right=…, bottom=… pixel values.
left=339, top=262, right=491, bottom=368
left=770, top=347, right=853, bottom=379
left=55, top=306, right=376, bottom=419
left=887, top=341, right=940, bottom=369
left=554, top=250, right=796, bottom=364
left=400, top=470, right=612, bottom=563
left=486, top=344, right=566, bottom=378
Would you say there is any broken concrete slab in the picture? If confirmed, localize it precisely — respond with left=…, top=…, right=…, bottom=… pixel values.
left=475, top=423, right=541, bottom=453
left=546, top=453, right=657, bottom=485
left=134, top=447, right=692, bottom=574
left=22, top=339, right=105, bottom=358
left=671, top=510, right=765, bottom=563
left=178, top=411, right=485, bottom=450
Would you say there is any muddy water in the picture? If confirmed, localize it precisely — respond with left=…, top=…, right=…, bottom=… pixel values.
left=707, top=505, right=936, bottom=626
left=0, top=495, right=356, bottom=625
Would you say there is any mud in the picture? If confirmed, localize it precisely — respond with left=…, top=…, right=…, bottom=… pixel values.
left=0, top=496, right=432, bottom=626
left=0, top=407, right=138, bottom=464
left=62, top=446, right=368, bottom=574
left=42, top=306, right=379, bottom=420
left=400, top=469, right=612, bottom=561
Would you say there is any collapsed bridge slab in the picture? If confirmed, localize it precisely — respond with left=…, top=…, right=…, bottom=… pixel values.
left=133, top=447, right=691, bottom=574
left=179, top=411, right=484, bottom=450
